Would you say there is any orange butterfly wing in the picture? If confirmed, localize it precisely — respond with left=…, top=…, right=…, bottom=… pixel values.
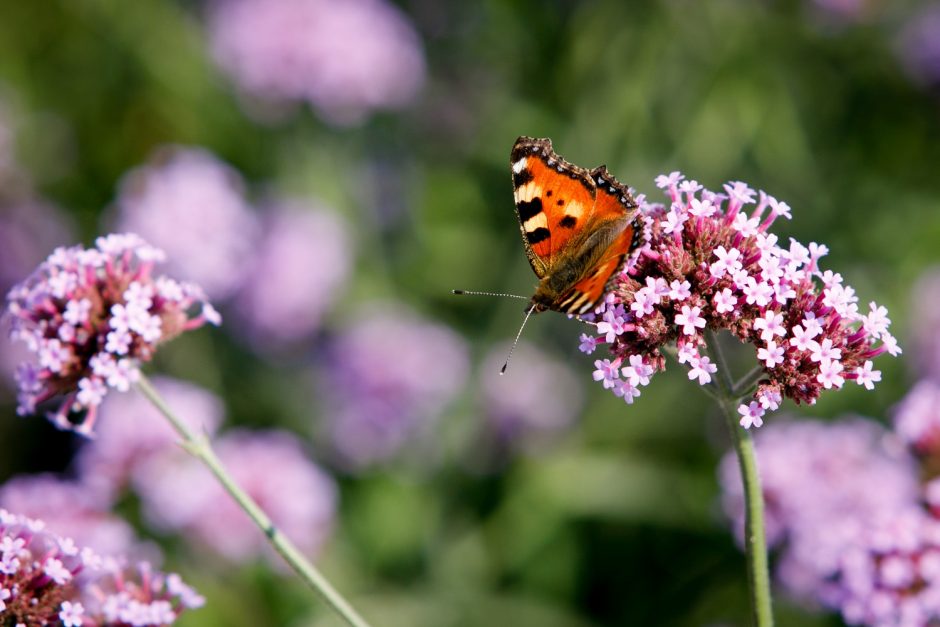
left=511, top=137, right=640, bottom=315
left=558, top=220, right=638, bottom=314
left=511, top=137, right=596, bottom=278
left=553, top=167, right=639, bottom=314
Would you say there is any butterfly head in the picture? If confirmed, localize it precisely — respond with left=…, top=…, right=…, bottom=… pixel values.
left=529, top=286, right=562, bottom=314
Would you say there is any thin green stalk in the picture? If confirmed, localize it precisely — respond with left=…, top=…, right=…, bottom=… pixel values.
left=706, top=331, right=774, bottom=627
left=136, top=374, right=373, bottom=627
left=732, top=365, right=766, bottom=398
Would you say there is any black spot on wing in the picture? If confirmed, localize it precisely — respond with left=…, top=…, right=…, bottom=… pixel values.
left=546, top=190, right=553, bottom=197
left=517, top=198, right=542, bottom=222
left=559, top=216, right=576, bottom=228
left=526, top=227, right=550, bottom=245
left=513, top=168, right=534, bottom=187
left=556, top=199, right=564, bottom=206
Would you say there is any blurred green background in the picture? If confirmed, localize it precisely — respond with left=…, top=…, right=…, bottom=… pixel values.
left=1, top=0, right=939, bottom=625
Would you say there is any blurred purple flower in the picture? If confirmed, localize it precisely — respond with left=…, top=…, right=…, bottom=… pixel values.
left=815, top=507, right=940, bottom=626
left=717, top=417, right=940, bottom=625
left=909, top=268, right=940, bottom=381
left=4, top=234, right=220, bottom=434
left=480, top=341, right=583, bottom=447
left=0, top=202, right=74, bottom=394
left=76, top=375, right=224, bottom=498
left=894, top=379, right=940, bottom=457
left=0, top=474, right=139, bottom=559
left=114, top=147, right=259, bottom=300
left=135, top=429, right=336, bottom=563
left=208, top=0, right=426, bottom=125
left=719, top=418, right=917, bottom=553
left=0, top=507, right=203, bottom=625
left=235, top=201, right=351, bottom=348
left=320, top=306, right=470, bottom=468
left=898, top=3, right=940, bottom=89
left=0, top=200, right=75, bottom=302
left=810, top=0, right=869, bottom=20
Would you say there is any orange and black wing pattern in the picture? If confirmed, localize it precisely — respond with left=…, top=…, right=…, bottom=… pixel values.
left=511, top=136, right=640, bottom=314
left=510, top=137, right=597, bottom=278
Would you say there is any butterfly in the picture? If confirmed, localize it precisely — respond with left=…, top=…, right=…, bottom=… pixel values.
left=510, top=136, right=641, bottom=316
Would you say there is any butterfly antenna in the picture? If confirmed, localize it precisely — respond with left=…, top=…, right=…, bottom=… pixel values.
left=452, top=289, right=529, bottom=300
left=501, top=304, right=536, bottom=375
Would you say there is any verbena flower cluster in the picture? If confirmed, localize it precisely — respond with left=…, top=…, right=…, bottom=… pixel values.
left=0, top=508, right=203, bottom=626
left=320, top=306, right=469, bottom=468
left=480, top=341, right=583, bottom=447
left=909, top=268, right=940, bottom=383
left=4, top=234, right=220, bottom=434
left=0, top=114, right=76, bottom=386
left=582, top=173, right=898, bottom=427
left=115, top=147, right=259, bottom=301
left=0, top=201, right=74, bottom=300
left=208, top=0, right=426, bottom=126
left=1, top=375, right=338, bottom=568
left=720, top=381, right=940, bottom=626
left=136, top=429, right=337, bottom=564
left=0, top=475, right=141, bottom=560
left=75, top=375, right=224, bottom=498
left=898, top=2, right=940, bottom=89
left=111, top=147, right=352, bottom=352
left=234, top=202, right=351, bottom=348
left=85, top=377, right=335, bottom=565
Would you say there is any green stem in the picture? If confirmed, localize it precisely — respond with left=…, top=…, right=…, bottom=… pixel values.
left=136, top=374, right=373, bottom=627
left=706, top=331, right=774, bottom=627
left=732, top=365, right=765, bottom=398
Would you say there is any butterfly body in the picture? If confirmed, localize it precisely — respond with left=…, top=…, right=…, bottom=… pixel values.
left=511, top=136, right=640, bottom=315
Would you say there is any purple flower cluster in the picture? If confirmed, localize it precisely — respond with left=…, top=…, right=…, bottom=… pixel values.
left=114, top=147, right=259, bottom=301
left=320, top=306, right=469, bottom=468
left=810, top=0, right=867, bottom=20
left=0, top=201, right=74, bottom=300
left=582, top=173, right=898, bottom=427
left=909, top=269, right=940, bottom=383
left=207, top=0, right=426, bottom=125
left=898, top=3, right=940, bottom=89
left=0, top=201, right=75, bottom=387
left=135, top=429, right=337, bottom=563
left=0, top=508, right=203, bottom=626
left=0, top=475, right=142, bottom=561
left=0, top=103, right=77, bottom=391
left=720, top=382, right=940, bottom=625
left=3, top=234, right=220, bottom=434
left=111, top=147, right=353, bottom=350
left=75, top=375, right=224, bottom=498
left=480, top=341, right=583, bottom=447
left=894, top=379, right=940, bottom=455
left=2, top=374, right=338, bottom=568
left=234, top=202, right=351, bottom=348
left=719, top=419, right=918, bottom=552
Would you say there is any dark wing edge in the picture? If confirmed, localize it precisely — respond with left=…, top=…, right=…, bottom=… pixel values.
left=512, top=137, right=597, bottom=188
left=590, top=165, right=639, bottom=214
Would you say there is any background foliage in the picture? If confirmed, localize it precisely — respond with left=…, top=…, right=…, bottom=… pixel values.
left=1, top=1, right=938, bottom=625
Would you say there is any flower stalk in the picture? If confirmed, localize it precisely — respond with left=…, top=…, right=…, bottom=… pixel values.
left=704, top=330, right=772, bottom=626
left=135, top=374, right=372, bottom=627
